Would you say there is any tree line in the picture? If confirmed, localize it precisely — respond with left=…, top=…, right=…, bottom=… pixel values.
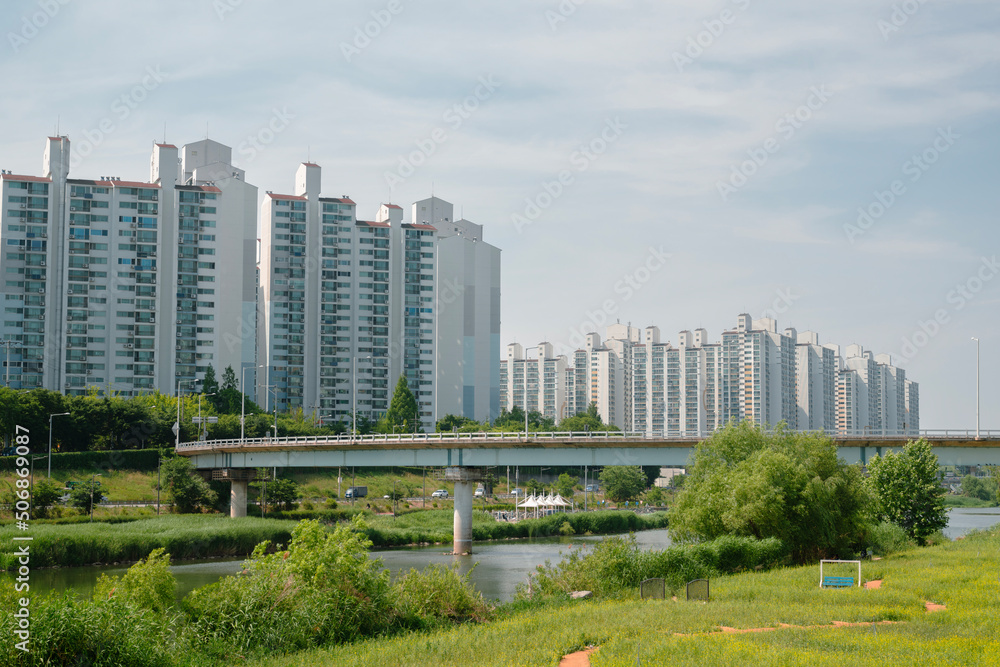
left=1, top=363, right=622, bottom=454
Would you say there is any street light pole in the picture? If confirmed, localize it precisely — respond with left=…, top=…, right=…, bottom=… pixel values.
left=47, top=412, right=69, bottom=478
left=972, top=337, right=980, bottom=439
left=198, top=392, right=216, bottom=441
left=266, top=385, right=278, bottom=438
left=176, top=379, right=196, bottom=450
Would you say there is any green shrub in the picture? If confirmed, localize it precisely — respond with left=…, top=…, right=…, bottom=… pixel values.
left=867, top=521, right=916, bottom=556
left=93, top=548, right=176, bottom=613
left=0, top=516, right=296, bottom=569
left=0, top=589, right=176, bottom=666
left=0, top=448, right=165, bottom=473
left=393, top=564, right=491, bottom=627
left=519, top=533, right=786, bottom=601
left=184, top=518, right=393, bottom=658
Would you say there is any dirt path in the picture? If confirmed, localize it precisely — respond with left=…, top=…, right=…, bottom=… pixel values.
left=559, top=647, right=597, bottom=666
left=561, top=619, right=903, bottom=665
left=559, top=582, right=945, bottom=666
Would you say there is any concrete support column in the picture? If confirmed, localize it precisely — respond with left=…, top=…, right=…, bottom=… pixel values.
left=453, top=480, right=474, bottom=555
left=230, top=479, right=248, bottom=518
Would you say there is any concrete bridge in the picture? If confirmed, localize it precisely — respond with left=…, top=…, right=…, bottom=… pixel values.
left=177, top=429, right=1000, bottom=554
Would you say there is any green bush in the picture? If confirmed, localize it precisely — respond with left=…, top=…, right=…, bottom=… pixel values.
left=669, top=422, right=870, bottom=563
left=93, top=548, right=176, bottom=613
left=393, top=564, right=491, bottom=627
left=867, top=521, right=916, bottom=556
left=0, top=448, right=165, bottom=473
left=519, top=533, right=787, bottom=601
left=184, top=518, right=393, bottom=658
left=0, top=516, right=295, bottom=569
left=0, top=589, right=176, bottom=666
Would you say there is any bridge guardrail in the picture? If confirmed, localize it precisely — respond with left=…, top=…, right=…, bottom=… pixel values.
left=175, top=428, right=1000, bottom=453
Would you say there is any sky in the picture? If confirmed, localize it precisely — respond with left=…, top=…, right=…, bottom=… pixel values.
left=0, top=0, right=997, bottom=430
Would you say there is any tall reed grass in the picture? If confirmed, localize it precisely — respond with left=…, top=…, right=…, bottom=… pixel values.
left=0, top=515, right=297, bottom=569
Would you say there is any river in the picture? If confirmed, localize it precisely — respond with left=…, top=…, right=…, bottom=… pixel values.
left=12, top=508, right=1000, bottom=603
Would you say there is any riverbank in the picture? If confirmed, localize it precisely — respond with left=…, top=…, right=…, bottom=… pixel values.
left=251, top=524, right=1000, bottom=667
left=0, top=509, right=667, bottom=569
left=0, top=515, right=299, bottom=569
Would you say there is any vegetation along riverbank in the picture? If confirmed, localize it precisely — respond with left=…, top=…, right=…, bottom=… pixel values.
left=0, top=509, right=667, bottom=570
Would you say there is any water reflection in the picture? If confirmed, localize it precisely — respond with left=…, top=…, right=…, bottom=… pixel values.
left=943, top=507, right=1000, bottom=539
left=375, top=529, right=673, bottom=602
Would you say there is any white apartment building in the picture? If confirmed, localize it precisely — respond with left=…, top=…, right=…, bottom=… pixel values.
left=2, top=137, right=500, bottom=428
left=509, top=313, right=919, bottom=436
left=258, top=170, right=500, bottom=431
left=0, top=136, right=257, bottom=397
left=499, top=342, right=569, bottom=422
left=793, top=330, right=837, bottom=431
left=415, top=197, right=501, bottom=425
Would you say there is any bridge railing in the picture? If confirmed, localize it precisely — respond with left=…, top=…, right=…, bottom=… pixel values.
left=174, top=428, right=999, bottom=453
left=175, top=430, right=649, bottom=452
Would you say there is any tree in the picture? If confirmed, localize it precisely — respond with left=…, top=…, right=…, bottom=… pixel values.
left=867, top=439, right=948, bottom=544
left=69, top=479, right=104, bottom=514
left=161, top=457, right=217, bottom=513
left=492, top=405, right=526, bottom=431
left=599, top=466, right=647, bottom=503
left=221, top=365, right=238, bottom=391
left=558, top=402, right=620, bottom=433
left=32, top=478, right=64, bottom=518
left=202, top=364, right=219, bottom=396
left=961, top=475, right=996, bottom=503
left=643, top=485, right=666, bottom=507
left=378, top=376, right=419, bottom=433
left=482, top=470, right=499, bottom=496
left=436, top=414, right=478, bottom=432
left=262, top=477, right=300, bottom=512
left=668, top=421, right=870, bottom=563
left=524, top=478, right=542, bottom=495
left=555, top=472, right=578, bottom=498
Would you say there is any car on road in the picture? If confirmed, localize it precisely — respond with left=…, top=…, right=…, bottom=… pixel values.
left=431, top=489, right=449, bottom=498
left=474, top=486, right=485, bottom=498
left=585, top=484, right=599, bottom=493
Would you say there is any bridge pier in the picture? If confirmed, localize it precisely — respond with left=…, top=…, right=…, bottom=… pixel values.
left=210, top=469, right=258, bottom=519
left=231, top=480, right=247, bottom=518
left=445, top=467, right=483, bottom=555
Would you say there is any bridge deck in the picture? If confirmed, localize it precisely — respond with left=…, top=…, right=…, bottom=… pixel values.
left=177, top=431, right=1000, bottom=469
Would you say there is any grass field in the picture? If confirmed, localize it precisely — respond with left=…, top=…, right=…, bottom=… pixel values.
left=361, top=509, right=667, bottom=547
left=251, top=526, right=1000, bottom=667
left=943, top=494, right=997, bottom=508
left=0, top=515, right=298, bottom=568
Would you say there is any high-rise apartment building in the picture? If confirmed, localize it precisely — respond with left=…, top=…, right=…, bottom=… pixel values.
left=504, top=313, right=919, bottom=436
left=2, top=137, right=500, bottom=429
left=793, top=330, right=837, bottom=431
left=1, top=137, right=257, bottom=397
left=499, top=342, right=569, bottom=422
left=258, top=167, right=500, bottom=431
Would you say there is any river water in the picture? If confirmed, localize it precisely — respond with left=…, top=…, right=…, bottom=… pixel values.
left=13, top=509, right=1000, bottom=603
